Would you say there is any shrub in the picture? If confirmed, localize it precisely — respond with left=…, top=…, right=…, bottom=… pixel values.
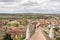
left=2, top=33, right=13, bottom=40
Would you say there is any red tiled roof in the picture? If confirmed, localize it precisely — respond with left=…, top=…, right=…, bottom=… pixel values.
left=30, top=27, right=51, bottom=40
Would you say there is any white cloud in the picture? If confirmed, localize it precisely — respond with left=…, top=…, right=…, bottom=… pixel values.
left=0, top=0, right=60, bottom=13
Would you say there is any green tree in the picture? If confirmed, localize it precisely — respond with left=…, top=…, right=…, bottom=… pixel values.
left=7, top=21, right=19, bottom=27
left=7, top=22, right=11, bottom=26
left=22, top=18, right=28, bottom=26
left=2, top=33, right=13, bottom=40
left=19, top=35, right=25, bottom=40
left=12, top=23, right=19, bottom=27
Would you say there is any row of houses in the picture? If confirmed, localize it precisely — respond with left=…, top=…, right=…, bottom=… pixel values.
left=0, top=19, right=60, bottom=40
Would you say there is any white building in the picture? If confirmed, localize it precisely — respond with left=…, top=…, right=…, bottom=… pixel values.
left=25, top=26, right=30, bottom=40
left=49, top=27, right=54, bottom=40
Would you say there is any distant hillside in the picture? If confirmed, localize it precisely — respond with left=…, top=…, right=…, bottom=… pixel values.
left=0, top=13, right=60, bottom=20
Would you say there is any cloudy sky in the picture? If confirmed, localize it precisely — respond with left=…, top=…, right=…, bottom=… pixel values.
left=0, top=0, right=60, bottom=13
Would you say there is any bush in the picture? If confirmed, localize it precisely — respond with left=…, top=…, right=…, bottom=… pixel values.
left=19, top=35, right=25, bottom=40
left=2, top=33, right=13, bottom=40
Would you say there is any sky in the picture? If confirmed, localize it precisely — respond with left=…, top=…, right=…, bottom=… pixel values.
left=0, top=0, right=60, bottom=13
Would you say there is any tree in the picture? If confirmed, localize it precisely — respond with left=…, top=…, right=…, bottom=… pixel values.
left=12, top=23, right=19, bottom=27
left=19, top=35, right=25, bottom=40
left=7, top=22, right=11, bottom=26
left=22, top=18, right=28, bottom=26
left=7, top=20, right=19, bottom=27
left=2, top=33, right=13, bottom=40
